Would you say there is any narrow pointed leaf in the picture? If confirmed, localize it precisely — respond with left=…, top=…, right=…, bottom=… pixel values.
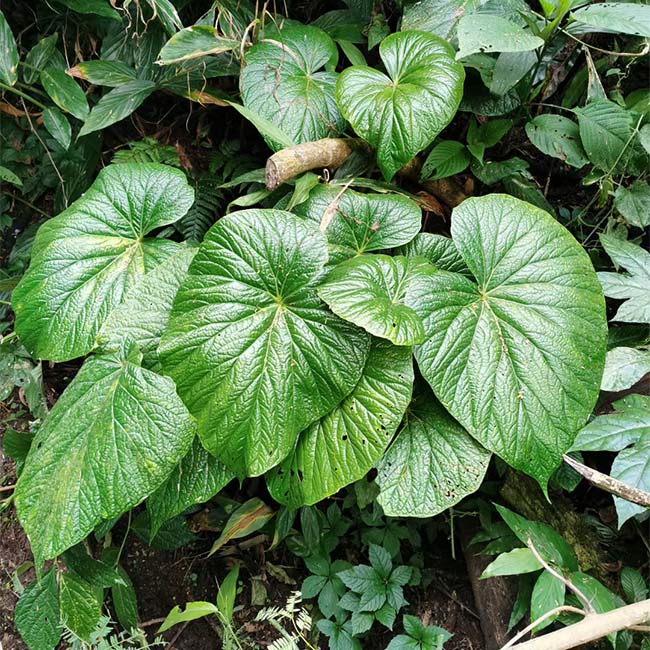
left=68, top=60, right=137, bottom=87
left=413, top=194, right=607, bottom=486
left=158, top=26, right=239, bottom=64
left=336, top=31, right=464, bottom=179
left=15, top=349, right=195, bottom=565
left=12, top=164, right=194, bottom=361
left=377, top=392, right=490, bottom=517
left=0, top=9, right=19, bottom=86
left=160, top=209, right=369, bottom=476
left=267, top=339, right=413, bottom=508
left=42, top=106, right=71, bottom=150
left=40, top=68, right=89, bottom=120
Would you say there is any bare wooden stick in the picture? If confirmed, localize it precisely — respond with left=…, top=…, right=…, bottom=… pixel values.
left=505, top=598, right=650, bottom=650
left=265, top=139, right=355, bottom=190
left=500, top=606, right=586, bottom=650
left=563, top=454, right=650, bottom=508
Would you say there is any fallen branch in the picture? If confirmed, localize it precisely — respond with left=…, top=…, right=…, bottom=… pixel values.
left=563, top=454, right=650, bottom=508
left=265, top=138, right=355, bottom=190
left=504, top=598, right=650, bottom=650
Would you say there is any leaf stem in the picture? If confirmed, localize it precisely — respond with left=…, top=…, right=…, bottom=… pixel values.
left=0, top=82, right=48, bottom=110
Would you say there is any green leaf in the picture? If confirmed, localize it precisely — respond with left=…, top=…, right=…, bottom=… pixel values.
left=574, top=99, right=643, bottom=174
left=336, top=31, right=464, bottom=180
left=267, top=340, right=413, bottom=508
left=159, top=601, right=219, bottom=633
left=530, top=570, right=565, bottom=631
left=398, top=233, right=470, bottom=278
left=210, top=498, right=275, bottom=554
left=68, top=60, right=137, bottom=87
left=481, top=548, right=543, bottom=578
left=79, top=80, right=157, bottom=136
left=614, top=180, right=650, bottom=228
left=147, top=437, right=234, bottom=537
left=570, top=3, right=650, bottom=37
left=226, top=101, right=295, bottom=150
left=40, top=68, right=89, bottom=120
left=15, top=569, right=61, bottom=650
left=0, top=165, right=23, bottom=187
left=376, top=392, right=490, bottom=518
left=158, top=26, right=239, bottom=64
left=598, top=234, right=650, bottom=324
left=457, top=15, right=543, bottom=59
left=601, top=347, right=650, bottom=392
left=111, top=566, right=139, bottom=631
left=525, top=115, right=589, bottom=168
left=466, top=117, right=513, bottom=163
left=420, top=140, right=470, bottom=181
left=42, top=106, right=71, bottom=150
left=23, top=34, right=58, bottom=85
left=369, top=543, right=393, bottom=578
left=217, top=564, right=240, bottom=623
left=620, top=567, right=648, bottom=603
left=145, top=0, right=183, bottom=35
left=490, top=50, right=536, bottom=96
left=318, top=255, right=433, bottom=345
left=59, top=573, right=101, bottom=641
left=0, top=9, right=19, bottom=85
left=294, top=184, right=422, bottom=264
left=159, top=209, right=369, bottom=477
left=241, top=24, right=343, bottom=149
left=56, top=0, right=120, bottom=20
left=14, top=349, right=195, bottom=565
left=495, top=505, right=578, bottom=570
left=571, top=394, right=650, bottom=452
left=64, top=544, right=125, bottom=589
left=611, top=436, right=650, bottom=526
left=97, top=247, right=196, bottom=369
left=413, top=194, right=607, bottom=487
left=12, top=163, right=193, bottom=361
left=338, top=39, right=367, bottom=66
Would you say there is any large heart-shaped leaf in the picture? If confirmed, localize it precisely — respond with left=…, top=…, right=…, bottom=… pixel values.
left=12, top=164, right=194, bottom=361
left=266, top=339, right=413, bottom=508
left=15, top=347, right=195, bottom=565
left=413, top=194, right=607, bottom=486
left=147, top=437, right=234, bottom=537
left=97, top=247, right=196, bottom=370
left=335, top=31, right=464, bottom=180
left=318, top=254, right=435, bottom=346
left=294, top=184, right=422, bottom=264
left=376, top=389, right=490, bottom=517
left=240, top=24, right=344, bottom=149
left=159, top=209, right=369, bottom=477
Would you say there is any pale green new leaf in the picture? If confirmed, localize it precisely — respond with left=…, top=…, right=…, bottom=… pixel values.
left=611, top=437, right=650, bottom=526
left=457, top=15, right=543, bottom=59
left=159, top=209, right=369, bottom=477
left=97, top=247, right=196, bottom=369
left=335, top=31, right=464, bottom=180
left=59, top=573, right=101, bottom=641
left=147, top=437, right=234, bottom=537
left=266, top=339, right=413, bottom=508
left=614, top=181, right=650, bottom=228
left=0, top=9, right=19, bottom=86
left=42, top=106, right=71, bottom=150
left=318, top=255, right=434, bottom=346
left=40, top=68, right=89, bottom=120
left=79, top=80, right=157, bottom=136
left=413, top=194, right=607, bottom=486
left=376, top=392, right=490, bottom=517
left=598, top=234, right=650, bottom=324
left=525, top=115, right=588, bottom=168
left=12, top=164, right=194, bottom=361
left=294, top=184, right=422, bottom=264
left=158, top=26, right=239, bottom=64
left=481, top=548, right=543, bottom=578
left=601, top=347, right=650, bottom=392
left=570, top=3, right=650, bottom=37
left=420, top=140, right=471, bottom=181
left=14, top=569, right=61, bottom=650
left=159, top=602, right=219, bottom=633
left=571, top=394, right=650, bottom=453
left=15, top=349, right=195, bottom=565
left=240, top=24, right=343, bottom=149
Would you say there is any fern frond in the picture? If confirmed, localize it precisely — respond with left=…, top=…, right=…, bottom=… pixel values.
left=268, top=635, right=300, bottom=650
left=255, top=606, right=287, bottom=622
left=296, top=609, right=312, bottom=633
left=112, top=137, right=181, bottom=167
left=177, top=175, right=223, bottom=243
left=285, top=591, right=303, bottom=614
